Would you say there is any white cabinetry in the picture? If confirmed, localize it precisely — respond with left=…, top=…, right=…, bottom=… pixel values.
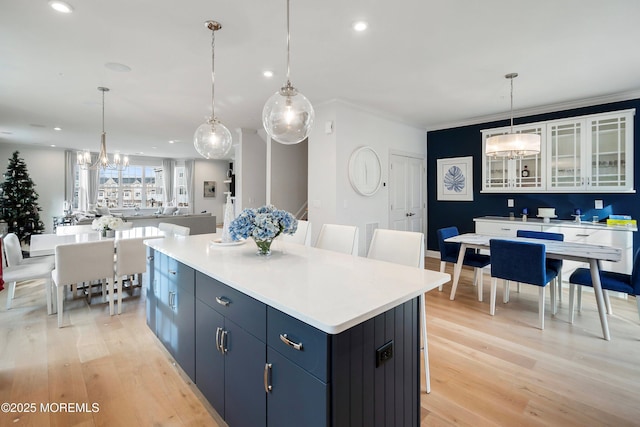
left=482, top=109, right=635, bottom=193
left=474, top=217, right=635, bottom=281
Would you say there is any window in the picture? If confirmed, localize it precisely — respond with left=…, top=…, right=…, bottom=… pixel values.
left=175, top=166, right=189, bottom=207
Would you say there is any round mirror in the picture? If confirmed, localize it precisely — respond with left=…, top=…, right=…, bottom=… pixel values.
left=348, top=146, right=382, bottom=196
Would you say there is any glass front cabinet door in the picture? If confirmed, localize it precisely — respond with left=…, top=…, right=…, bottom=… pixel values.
left=547, top=110, right=634, bottom=192
left=482, top=124, right=544, bottom=192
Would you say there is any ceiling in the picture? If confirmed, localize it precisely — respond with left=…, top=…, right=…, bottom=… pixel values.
left=2, top=0, right=640, bottom=160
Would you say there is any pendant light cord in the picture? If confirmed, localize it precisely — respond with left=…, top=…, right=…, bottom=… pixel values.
left=509, top=76, right=514, bottom=133
left=211, top=25, right=216, bottom=119
left=102, top=88, right=106, bottom=133
left=286, top=0, right=291, bottom=85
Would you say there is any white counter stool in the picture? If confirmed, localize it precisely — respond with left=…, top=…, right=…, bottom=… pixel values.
left=172, top=224, right=191, bottom=236
left=280, top=220, right=311, bottom=246
left=315, top=224, right=358, bottom=255
left=3, top=233, right=55, bottom=312
left=52, top=240, right=116, bottom=327
left=366, top=228, right=432, bottom=393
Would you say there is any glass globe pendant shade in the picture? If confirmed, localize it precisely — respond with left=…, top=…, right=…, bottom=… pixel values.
left=193, top=118, right=233, bottom=159
left=263, top=83, right=315, bottom=145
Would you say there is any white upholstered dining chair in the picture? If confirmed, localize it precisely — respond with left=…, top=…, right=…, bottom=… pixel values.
left=114, top=236, right=148, bottom=314
left=52, top=240, right=116, bottom=327
left=315, top=224, right=359, bottom=255
left=55, top=224, right=95, bottom=235
left=2, top=233, right=55, bottom=312
left=366, top=228, right=432, bottom=393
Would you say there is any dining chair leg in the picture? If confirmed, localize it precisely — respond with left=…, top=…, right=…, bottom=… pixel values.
left=438, top=261, right=446, bottom=291
left=604, top=290, right=612, bottom=315
left=577, top=286, right=583, bottom=312
left=477, top=268, right=484, bottom=302
left=568, top=284, right=576, bottom=324
left=107, top=278, right=115, bottom=316
left=57, top=284, right=65, bottom=328
left=516, top=282, right=521, bottom=293
left=538, top=286, right=546, bottom=330
left=636, top=297, right=640, bottom=323
left=420, top=294, right=430, bottom=393
left=490, top=277, right=497, bottom=316
left=503, top=280, right=510, bottom=304
left=551, top=278, right=557, bottom=316
left=5, top=281, right=15, bottom=309
left=45, top=279, right=53, bottom=315
left=557, top=270, right=563, bottom=303
left=117, top=276, right=123, bottom=315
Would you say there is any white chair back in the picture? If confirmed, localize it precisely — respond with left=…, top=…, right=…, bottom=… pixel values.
left=52, top=240, right=115, bottom=286
left=315, top=224, right=359, bottom=255
left=56, top=224, right=95, bottom=236
left=158, top=222, right=174, bottom=234
left=172, top=224, right=191, bottom=236
left=115, top=237, right=148, bottom=277
left=3, top=233, right=23, bottom=267
left=367, top=229, right=425, bottom=268
left=113, top=221, right=134, bottom=230
left=280, top=220, right=311, bottom=246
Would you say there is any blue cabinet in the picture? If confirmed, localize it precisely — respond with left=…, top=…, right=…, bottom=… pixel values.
left=145, top=247, right=155, bottom=332
left=153, top=250, right=196, bottom=381
left=195, top=272, right=266, bottom=426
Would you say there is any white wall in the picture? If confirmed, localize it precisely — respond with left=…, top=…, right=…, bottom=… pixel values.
left=193, top=159, right=229, bottom=222
left=0, top=143, right=65, bottom=233
left=308, top=100, right=426, bottom=255
left=236, top=128, right=266, bottom=210
left=269, top=139, right=307, bottom=215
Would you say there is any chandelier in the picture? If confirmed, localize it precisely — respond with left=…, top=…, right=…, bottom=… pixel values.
left=193, top=21, right=233, bottom=159
left=77, top=87, right=129, bottom=170
left=262, top=0, right=314, bottom=145
left=485, top=73, right=540, bottom=159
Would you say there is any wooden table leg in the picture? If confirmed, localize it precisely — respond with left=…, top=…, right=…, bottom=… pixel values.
left=449, top=244, right=466, bottom=300
left=589, top=259, right=611, bottom=341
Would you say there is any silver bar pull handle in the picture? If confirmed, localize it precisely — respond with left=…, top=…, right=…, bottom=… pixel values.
left=147, top=255, right=154, bottom=260
left=215, top=327, right=223, bottom=353
left=576, top=234, right=590, bottom=237
left=264, top=363, right=272, bottom=393
left=280, top=333, right=303, bottom=351
left=221, top=330, right=228, bottom=353
left=215, top=296, right=231, bottom=307
left=168, top=269, right=177, bottom=275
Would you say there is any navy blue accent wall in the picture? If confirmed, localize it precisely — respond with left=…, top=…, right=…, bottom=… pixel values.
left=426, top=99, right=640, bottom=252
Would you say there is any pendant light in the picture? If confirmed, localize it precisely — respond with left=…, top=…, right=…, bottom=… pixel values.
left=77, top=87, right=129, bottom=170
left=194, top=21, right=233, bottom=159
left=485, top=73, right=540, bottom=159
left=262, top=0, right=314, bottom=145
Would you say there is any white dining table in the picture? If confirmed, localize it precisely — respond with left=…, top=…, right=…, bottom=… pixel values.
left=30, top=226, right=165, bottom=257
left=445, top=233, right=622, bottom=341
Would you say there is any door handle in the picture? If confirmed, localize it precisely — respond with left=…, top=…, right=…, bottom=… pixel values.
left=221, top=330, right=228, bottom=353
left=146, top=255, right=154, bottom=260
left=215, top=296, right=231, bottom=307
left=215, top=327, right=223, bottom=353
left=405, top=212, right=415, bottom=217
left=168, top=269, right=177, bottom=275
left=264, top=363, right=273, bottom=393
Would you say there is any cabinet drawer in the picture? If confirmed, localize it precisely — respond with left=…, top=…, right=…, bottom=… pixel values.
left=195, top=272, right=266, bottom=341
left=267, top=307, right=329, bottom=383
left=166, top=256, right=195, bottom=294
left=476, top=221, right=542, bottom=237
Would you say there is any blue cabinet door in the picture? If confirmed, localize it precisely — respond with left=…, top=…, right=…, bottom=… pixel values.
left=154, top=252, right=172, bottom=351
left=195, top=299, right=226, bottom=418
left=225, top=317, right=267, bottom=427
left=145, top=247, right=156, bottom=332
left=267, top=347, right=329, bottom=427
left=172, top=261, right=195, bottom=381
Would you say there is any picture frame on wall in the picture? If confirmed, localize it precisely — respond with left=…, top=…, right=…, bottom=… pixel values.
left=203, top=181, right=216, bottom=198
left=437, top=156, right=473, bottom=201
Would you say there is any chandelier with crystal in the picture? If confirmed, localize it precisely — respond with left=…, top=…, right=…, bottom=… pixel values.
left=77, top=87, right=129, bottom=170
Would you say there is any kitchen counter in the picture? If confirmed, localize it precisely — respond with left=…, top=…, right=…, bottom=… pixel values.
left=145, top=233, right=449, bottom=334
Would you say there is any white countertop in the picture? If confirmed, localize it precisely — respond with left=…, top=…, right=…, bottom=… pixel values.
left=474, top=216, right=637, bottom=232
left=145, top=233, right=450, bottom=334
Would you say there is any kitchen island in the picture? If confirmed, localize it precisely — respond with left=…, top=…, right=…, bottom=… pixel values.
left=144, top=233, right=450, bottom=427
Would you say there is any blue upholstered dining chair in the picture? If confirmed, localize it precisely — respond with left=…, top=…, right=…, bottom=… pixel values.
left=489, top=239, right=558, bottom=329
left=436, top=226, right=491, bottom=301
left=516, top=230, right=564, bottom=310
left=568, top=249, right=640, bottom=338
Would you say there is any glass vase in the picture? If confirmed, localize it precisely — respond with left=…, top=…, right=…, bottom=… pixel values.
left=253, top=238, right=273, bottom=256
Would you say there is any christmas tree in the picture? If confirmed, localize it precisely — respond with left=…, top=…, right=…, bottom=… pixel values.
left=0, top=151, right=45, bottom=245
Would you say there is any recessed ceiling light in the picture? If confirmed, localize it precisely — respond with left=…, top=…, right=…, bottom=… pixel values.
left=50, top=144, right=56, bottom=147
left=105, top=62, right=132, bottom=72
left=54, top=127, right=62, bottom=131
left=263, top=70, right=274, bottom=78
left=353, top=21, right=368, bottom=32
left=169, top=140, right=175, bottom=144
left=48, top=1, right=74, bottom=13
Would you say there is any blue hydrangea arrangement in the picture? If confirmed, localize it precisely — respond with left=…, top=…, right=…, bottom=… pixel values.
left=229, top=204, right=298, bottom=244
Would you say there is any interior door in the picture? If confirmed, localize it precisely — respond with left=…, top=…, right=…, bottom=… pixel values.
left=389, top=154, right=424, bottom=232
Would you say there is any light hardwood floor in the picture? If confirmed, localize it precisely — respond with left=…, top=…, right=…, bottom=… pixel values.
left=1, top=259, right=639, bottom=426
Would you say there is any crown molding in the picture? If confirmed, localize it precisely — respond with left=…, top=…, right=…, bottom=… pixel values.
left=427, top=89, right=640, bottom=132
